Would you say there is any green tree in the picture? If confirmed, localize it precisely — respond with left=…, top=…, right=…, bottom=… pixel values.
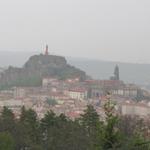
left=0, top=107, right=16, bottom=133
left=80, top=105, right=101, bottom=150
left=18, top=107, right=41, bottom=149
left=0, top=132, right=15, bottom=150
left=80, top=105, right=100, bottom=131
left=99, top=99, right=122, bottom=150
left=41, top=111, right=90, bottom=150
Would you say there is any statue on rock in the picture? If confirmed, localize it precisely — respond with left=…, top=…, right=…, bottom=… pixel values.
left=45, top=45, right=49, bottom=55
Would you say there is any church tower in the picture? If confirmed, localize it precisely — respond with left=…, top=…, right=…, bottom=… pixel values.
left=45, top=45, right=49, bottom=55
left=114, top=65, right=119, bottom=80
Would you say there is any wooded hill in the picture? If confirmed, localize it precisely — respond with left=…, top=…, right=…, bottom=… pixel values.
left=0, top=54, right=86, bottom=89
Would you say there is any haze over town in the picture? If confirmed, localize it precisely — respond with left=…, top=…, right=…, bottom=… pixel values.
left=0, top=0, right=150, bottom=63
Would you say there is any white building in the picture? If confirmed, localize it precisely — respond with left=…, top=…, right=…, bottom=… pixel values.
left=13, top=87, right=26, bottom=99
left=121, top=102, right=150, bottom=117
left=67, top=89, right=88, bottom=100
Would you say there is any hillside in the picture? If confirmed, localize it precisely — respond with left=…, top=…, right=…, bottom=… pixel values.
left=67, top=57, right=150, bottom=85
left=0, top=53, right=86, bottom=89
left=0, top=52, right=149, bottom=85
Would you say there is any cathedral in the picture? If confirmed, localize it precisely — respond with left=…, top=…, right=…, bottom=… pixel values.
left=110, top=65, right=120, bottom=80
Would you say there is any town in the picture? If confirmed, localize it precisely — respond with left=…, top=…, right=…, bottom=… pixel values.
left=0, top=46, right=149, bottom=120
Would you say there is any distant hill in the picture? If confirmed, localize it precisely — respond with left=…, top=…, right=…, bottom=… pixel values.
left=67, top=57, right=150, bottom=85
left=0, top=51, right=149, bottom=85
left=0, top=53, right=86, bottom=89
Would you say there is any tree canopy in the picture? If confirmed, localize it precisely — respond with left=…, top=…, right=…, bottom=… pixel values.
left=0, top=103, right=149, bottom=150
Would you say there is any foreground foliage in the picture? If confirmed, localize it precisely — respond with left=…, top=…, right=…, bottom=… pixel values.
left=0, top=102, right=149, bottom=150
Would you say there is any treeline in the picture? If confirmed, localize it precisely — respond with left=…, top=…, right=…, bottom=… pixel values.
left=0, top=101, right=150, bottom=150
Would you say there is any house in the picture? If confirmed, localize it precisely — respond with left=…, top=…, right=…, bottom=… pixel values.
left=120, top=101, right=150, bottom=117
left=42, top=77, right=59, bottom=88
left=66, top=88, right=88, bottom=100
left=112, top=84, right=140, bottom=98
left=13, top=87, right=26, bottom=99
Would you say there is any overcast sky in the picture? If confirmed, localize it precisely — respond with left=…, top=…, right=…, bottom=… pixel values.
left=0, top=0, right=150, bottom=63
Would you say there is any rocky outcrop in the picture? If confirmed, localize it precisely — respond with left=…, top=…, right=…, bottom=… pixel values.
left=0, top=54, right=86, bottom=89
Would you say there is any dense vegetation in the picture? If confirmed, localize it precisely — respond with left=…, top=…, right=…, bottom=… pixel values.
left=0, top=101, right=150, bottom=150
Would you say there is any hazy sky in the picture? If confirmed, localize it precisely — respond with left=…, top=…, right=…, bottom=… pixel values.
left=0, top=0, right=150, bottom=63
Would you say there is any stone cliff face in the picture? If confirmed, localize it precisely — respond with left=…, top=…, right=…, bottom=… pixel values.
left=0, top=54, right=86, bottom=88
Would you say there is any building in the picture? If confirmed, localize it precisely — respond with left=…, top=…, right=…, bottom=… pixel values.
left=13, top=87, right=26, bottom=99
left=112, top=84, right=140, bottom=98
left=110, top=65, right=120, bottom=80
left=85, top=79, right=124, bottom=98
left=66, top=88, right=88, bottom=100
left=85, top=80, right=141, bottom=99
left=120, top=101, right=150, bottom=117
left=42, top=77, right=59, bottom=88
